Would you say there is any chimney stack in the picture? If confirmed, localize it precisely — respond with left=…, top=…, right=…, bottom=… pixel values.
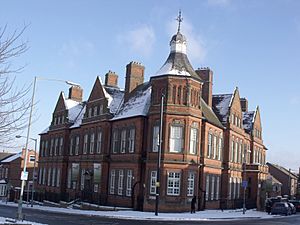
left=105, top=70, right=118, bottom=87
left=124, top=61, right=145, bottom=101
left=240, top=98, right=248, bottom=112
left=68, top=85, right=83, bottom=102
left=195, top=67, right=213, bottom=107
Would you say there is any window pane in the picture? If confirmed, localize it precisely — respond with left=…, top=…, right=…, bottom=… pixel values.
left=170, top=126, right=183, bottom=153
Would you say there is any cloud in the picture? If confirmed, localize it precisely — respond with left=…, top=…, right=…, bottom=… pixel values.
left=166, top=18, right=206, bottom=64
left=207, top=0, right=231, bottom=7
left=118, top=25, right=155, bottom=57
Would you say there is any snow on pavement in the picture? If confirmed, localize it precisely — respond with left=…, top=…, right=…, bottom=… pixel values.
left=0, top=202, right=280, bottom=222
left=0, top=216, right=46, bottom=225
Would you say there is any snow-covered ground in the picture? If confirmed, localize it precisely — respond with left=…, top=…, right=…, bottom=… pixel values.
left=0, top=216, right=45, bottom=225
left=0, top=201, right=280, bottom=222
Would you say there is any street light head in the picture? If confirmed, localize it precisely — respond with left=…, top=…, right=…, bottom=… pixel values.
left=66, top=81, right=80, bottom=87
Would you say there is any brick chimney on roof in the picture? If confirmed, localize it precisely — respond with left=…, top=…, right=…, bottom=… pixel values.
left=68, top=85, right=83, bottom=102
left=124, top=61, right=145, bottom=102
left=195, top=67, right=213, bottom=107
left=240, top=98, right=248, bottom=112
left=105, top=70, right=118, bottom=87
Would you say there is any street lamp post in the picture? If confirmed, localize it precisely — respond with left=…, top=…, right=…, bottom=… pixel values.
left=17, top=77, right=36, bottom=221
left=16, top=76, right=79, bottom=220
left=155, top=94, right=164, bottom=216
left=16, top=135, right=37, bottom=207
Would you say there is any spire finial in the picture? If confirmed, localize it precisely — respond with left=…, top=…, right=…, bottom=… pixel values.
left=176, top=10, right=183, bottom=33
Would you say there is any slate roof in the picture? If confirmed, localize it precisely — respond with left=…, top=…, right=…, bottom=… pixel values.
left=111, top=82, right=151, bottom=121
left=63, top=95, right=85, bottom=125
left=212, top=94, right=233, bottom=124
left=103, top=86, right=124, bottom=114
left=200, top=98, right=224, bottom=129
left=155, top=52, right=200, bottom=78
left=1, top=152, right=21, bottom=163
left=0, top=152, right=14, bottom=161
left=243, top=111, right=255, bottom=133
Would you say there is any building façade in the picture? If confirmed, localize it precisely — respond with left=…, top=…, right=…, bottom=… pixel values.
left=36, top=22, right=268, bottom=212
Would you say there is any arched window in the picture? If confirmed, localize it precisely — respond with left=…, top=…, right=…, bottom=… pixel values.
left=177, top=86, right=182, bottom=104
left=172, top=86, right=177, bottom=104
left=183, top=87, right=187, bottom=105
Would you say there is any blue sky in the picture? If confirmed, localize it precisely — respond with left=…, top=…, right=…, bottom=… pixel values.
left=1, top=0, right=300, bottom=170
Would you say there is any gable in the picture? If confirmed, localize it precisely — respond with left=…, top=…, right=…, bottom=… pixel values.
left=53, top=92, right=67, bottom=113
left=88, top=77, right=107, bottom=102
left=253, top=106, right=262, bottom=130
left=229, top=88, right=242, bottom=117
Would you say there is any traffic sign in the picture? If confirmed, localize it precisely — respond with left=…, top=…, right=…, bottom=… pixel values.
left=20, top=171, right=28, bottom=181
left=242, top=180, right=248, bottom=188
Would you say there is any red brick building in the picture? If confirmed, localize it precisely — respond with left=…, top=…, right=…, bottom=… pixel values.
left=37, top=20, right=268, bottom=212
left=0, top=149, right=38, bottom=201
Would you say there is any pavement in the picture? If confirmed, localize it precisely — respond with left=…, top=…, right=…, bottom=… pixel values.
left=0, top=201, right=278, bottom=222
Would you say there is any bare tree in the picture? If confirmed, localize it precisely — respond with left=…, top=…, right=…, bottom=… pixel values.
left=0, top=25, right=31, bottom=146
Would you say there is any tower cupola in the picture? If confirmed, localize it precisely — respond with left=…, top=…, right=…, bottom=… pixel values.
left=154, top=11, right=201, bottom=79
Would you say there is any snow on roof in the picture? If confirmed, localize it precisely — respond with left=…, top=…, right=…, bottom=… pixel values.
left=156, top=61, right=191, bottom=76
left=200, top=98, right=224, bottom=129
left=112, top=82, right=151, bottom=121
left=212, top=94, right=233, bottom=124
left=70, top=104, right=86, bottom=129
left=66, top=100, right=84, bottom=122
left=1, top=152, right=21, bottom=163
left=104, top=86, right=124, bottom=114
left=154, top=51, right=200, bottom=79
left=243, top=111, right=255, bottom=133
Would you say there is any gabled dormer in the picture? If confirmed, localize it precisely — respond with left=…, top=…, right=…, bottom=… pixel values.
left=252, top=106, right=262, bottom=140
left=49, top=85, right=84, bottom=130
left=228, top=87, right=243, bottom=129
left=82, top=75, right=124, bottom=123
left=83, top=77, right=108, bottom=122
left=50, top=92, right=67, bottom=129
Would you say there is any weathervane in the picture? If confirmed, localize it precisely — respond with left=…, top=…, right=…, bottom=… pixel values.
left=176, top=10, right=183, bottom=33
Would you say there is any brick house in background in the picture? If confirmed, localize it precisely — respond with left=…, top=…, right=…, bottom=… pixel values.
left=36, top=19, right=268, bottom=212
left=0, top=149, right=38, bottom=201
left=267, top=163, right=298, bottom=199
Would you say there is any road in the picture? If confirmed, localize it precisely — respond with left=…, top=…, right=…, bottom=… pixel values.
left=0, top=205, right=300, bottom=225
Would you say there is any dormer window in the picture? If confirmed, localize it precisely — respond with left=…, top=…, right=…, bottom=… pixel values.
left=93, top=106, right=98, bottom=116
left=54, top=117, right=57, bottom=125
left=231, top=114, right=234, bottom=124
left=99, top=105, right=103, bottom=115
left=88, top=108, right=92, bottom=118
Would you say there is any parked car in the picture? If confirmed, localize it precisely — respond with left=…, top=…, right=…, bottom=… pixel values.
left=271, top=202, right=291, bottom=216
left=289, top=200, right=300, bottom=212
left=287, top=202, right=296, bottom=214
